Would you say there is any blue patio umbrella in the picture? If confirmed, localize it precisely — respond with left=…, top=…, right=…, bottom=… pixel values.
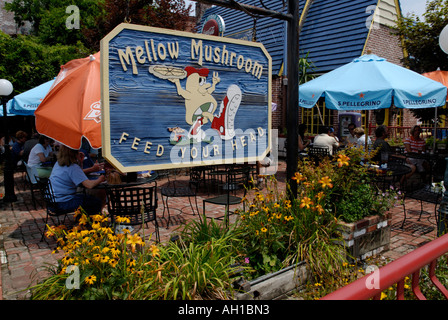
left=0, top=99, right=14, bottom=117
left=299, top=54, right=447, bottom=110
left=5, top=79, right=54, bottom=116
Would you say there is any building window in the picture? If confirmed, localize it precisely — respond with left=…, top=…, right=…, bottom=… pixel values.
left=301, top=100, right=333, bottom=134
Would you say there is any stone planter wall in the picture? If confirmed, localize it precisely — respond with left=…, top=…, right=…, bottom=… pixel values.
left=337, top=212, right=392, bottom=261
left=234, top=262, right=309, bottom=300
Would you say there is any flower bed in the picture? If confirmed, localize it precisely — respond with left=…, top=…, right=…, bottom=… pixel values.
left=29, top=147, right=399, bottom=300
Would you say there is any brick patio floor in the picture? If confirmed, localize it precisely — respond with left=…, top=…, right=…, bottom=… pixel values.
left=0, top=159, right=440, bottom=300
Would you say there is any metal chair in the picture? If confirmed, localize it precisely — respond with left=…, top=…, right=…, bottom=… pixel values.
left=40, top=179, right=74, bottom=241
left=401, top=183, right=443, bottom=229
left=308, top=146, right=330, bottom=165
left=160, top=168, right=199, bottom=228
left=106, top=186, right=160, bottom=242
left=24, top=161, right=42, bottom=209
left=202, top=166, right=251, bottom=226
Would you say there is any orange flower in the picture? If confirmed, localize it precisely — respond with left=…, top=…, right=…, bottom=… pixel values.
left=300, top=197, right=313, bottom=209
left=337, top=154, right=350, bottom=168
left=316, top=191, right=325, bottom=201
left=291, top=172, right=305, bottom=181
left=314, top=204, right=325, bottom=215
left=318, top=176, right=333, bottom=188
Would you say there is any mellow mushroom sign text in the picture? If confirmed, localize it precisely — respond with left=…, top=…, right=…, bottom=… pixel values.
left=100, top=24, right=272, bottom=172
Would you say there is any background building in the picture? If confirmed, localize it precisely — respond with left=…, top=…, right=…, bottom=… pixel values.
left=196, top=0, right=418, bottom=141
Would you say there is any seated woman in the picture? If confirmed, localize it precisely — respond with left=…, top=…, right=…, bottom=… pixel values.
left=49, top=145, right=106, bottom=215
left=298, top=124, right=310, bottom=154
left=27, top=135, right=54, bottom=178
left=354, top=127, right=372, bottom=148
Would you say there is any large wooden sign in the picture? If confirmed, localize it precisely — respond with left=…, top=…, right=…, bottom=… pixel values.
left=101, top=24, right=272, bottom=172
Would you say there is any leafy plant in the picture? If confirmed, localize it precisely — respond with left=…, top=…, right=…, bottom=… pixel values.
left=235, top=184, right=296, bottom=278
left=29, top=207, right=242, bottom=300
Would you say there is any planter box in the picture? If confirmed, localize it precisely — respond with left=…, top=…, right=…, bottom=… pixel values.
left=337, top=212, right=392, bottom=261
left=234, top=262, right=309, bottom=300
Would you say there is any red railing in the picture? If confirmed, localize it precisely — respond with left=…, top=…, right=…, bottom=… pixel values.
left=321, top=233, right=448, bottom=300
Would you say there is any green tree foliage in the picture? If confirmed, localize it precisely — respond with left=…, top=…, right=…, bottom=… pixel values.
left=5, top=0, right=192, bottom=50
left=394, top=0, right=448, bottom=122
left=4, top=0, right=104, bottom=46
left=299, top=52, right=315, bottom=85
left=82, top=0, right=192, bottom=51
left=395, top=0, right=448, bottom=74
left=2, top=0, right=191, bottom=94
left=0, top=32, right=89, bottom=94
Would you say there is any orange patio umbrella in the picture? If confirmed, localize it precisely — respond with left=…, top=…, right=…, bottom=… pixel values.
left=422, top=70, right=448, bottom=150
left=422, top=70, right=448, bottom=101
left=35, top=52, right=101, bottom=150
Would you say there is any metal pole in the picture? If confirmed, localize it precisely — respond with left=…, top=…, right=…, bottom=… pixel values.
left=437, top=157, right=448, bottom=236
left=2, top=96, right=17, bottom=202
left=286, top=0, right=299, bottom=199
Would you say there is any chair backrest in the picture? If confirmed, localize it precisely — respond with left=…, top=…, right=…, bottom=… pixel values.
left=189, top=166, right=203, bottom=184
left=308, top=146, right=330, bottom=157
left=225, top=166, right=251, bottom=194
left=41, top=179, right=60, bottom=211
left=106, top=186, right=157, bottom=225
left=24, top=161, right=39, bottom=184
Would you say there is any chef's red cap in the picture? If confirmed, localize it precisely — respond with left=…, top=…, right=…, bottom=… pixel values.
left=185, top=66, right=209, bottom=77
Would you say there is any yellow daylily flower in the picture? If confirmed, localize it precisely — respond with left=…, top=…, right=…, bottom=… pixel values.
left=149, top=245, right=160, bottom=257
left=337, top=154, right=350, bottom=167
left=318, top=176, right=333, bottom=188
left=316, top=191, right=325, bottom=201
left=299, top=197, right=313, bottom=209
left=78, top=214, right=89, bottom=226
left=314, top=204, right=325, bottom=215
left=291, top=172, right=305, bottom=181
left=127, top=234, right=144, bottom=253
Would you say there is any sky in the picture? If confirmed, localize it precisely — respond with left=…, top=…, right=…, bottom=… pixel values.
left=400, top=0, right=427, bottom=18
left=185, top=0, right=427, bottom=19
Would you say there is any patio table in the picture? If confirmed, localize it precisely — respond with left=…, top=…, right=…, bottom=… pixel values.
left=90, top=171, right=158, bottom=189
left=370, top=162, right=412, bottom=191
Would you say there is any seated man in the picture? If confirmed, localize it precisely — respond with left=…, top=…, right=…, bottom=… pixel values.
left=11, top=130, right=28, bottom=169
left=27, top=135, right=54, bottom=178
left=346, top=123, right=358, bottom=146
left=313, top=126, right=340, bottom=155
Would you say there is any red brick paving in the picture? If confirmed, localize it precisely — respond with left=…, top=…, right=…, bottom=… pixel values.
left=0, top=160, right=441, bottom=299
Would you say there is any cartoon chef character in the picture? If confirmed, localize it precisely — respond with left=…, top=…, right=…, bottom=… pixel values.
left=169, top=66, right=220, bottom=140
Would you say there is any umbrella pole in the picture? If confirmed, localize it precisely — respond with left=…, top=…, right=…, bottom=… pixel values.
left=433, top=106, right=438, bottom=152
left=365, top=111, right=369, bottom=153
